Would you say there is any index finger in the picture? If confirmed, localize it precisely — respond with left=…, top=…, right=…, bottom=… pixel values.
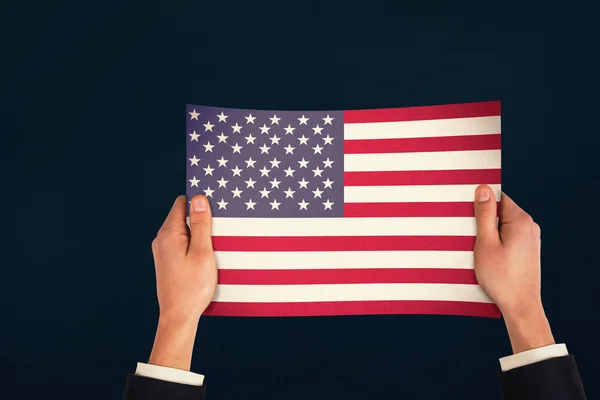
left=158, top=195, right=189, bottom=234
left=498, top=192, right=527, bottom=224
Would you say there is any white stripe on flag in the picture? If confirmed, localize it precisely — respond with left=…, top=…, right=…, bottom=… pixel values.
left=211, top=217, right=476, bottom=236
left=344, top=150, right=501, bottom=172
left=213, top=283, right=492, bottom=303
left=214, top=250, right=475, bottom=270
left=344, top=184, right=502, bottom=203
left=343, top=116, right=501, bottom=140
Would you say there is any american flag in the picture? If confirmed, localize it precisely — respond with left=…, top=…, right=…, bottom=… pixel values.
left=186, top=101, right=501, bottom=318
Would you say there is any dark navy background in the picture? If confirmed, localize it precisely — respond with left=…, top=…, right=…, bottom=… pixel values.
left=5, top=2, right=600, bottom=399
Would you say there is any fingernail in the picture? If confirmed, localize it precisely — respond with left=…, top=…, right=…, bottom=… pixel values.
left=192, top=196, right=207, bottom=212
left=477, top=188, right=490, bottom=202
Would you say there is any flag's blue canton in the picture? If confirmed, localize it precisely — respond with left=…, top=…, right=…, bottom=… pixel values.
left=187, top=105, right=344, bottom=217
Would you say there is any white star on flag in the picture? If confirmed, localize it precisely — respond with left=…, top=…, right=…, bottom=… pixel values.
left=217, top=112, right=228, bottom=122
left=298, top=115, right=309, bottom=125
left=259, top=187, right=271, bottom=198
left=298, top=158, right=309, bottom=168
left=231, top=143, right=243, bottom=153
left=189, top=155, right=200, bottom=166
left=284, top=125, right=295, bottom=135
left=284, top=187, right=295, bottom=198
left=298, top=199, right=309, bottom=210
left=217, top=198, right=228, bottom=209
left=217, top=177, right=228, bottom=188
left=245, top=199, right=257, bottom=210
left=270, top=199, right=281, bottom=210
left=323, top=199, right=334, bottom=210
left=270, top=114, right=281, bottom=125
left=231, top=166, right=243, bottom=176
left=189, top=176, right=200, bottom=187
left=269, top=158, right=281, bottom=168
left=284, top=167, right=295, bottom=177
left=217, top=156, right=228, bottom=167
left=298, top=178, right=309, bottom=188
left=245, top=114, right=256, bottom=124
left=203, top=121, right=214, bottom=132
left=245, top=157, right=257, bottom=168
left=189, top=131, right=200, bottom=141
left=231, top=123, right=242, bottom=133
left=231, top=187, right=243, bottom=198
left=322, top=115, right=334, bottom=125
left=217, top=133, right=228, bottom=143
left=203, top=142, right=214, bottom=152
left=203, top=186, right=214, bottom=197
left=269, top=178, right=281, bottom=188
left=188, top=109, right=200, bottom=120
left=203, top=165, right=214, bottom=176
left=245, top=178, right=256, bottom=188
left=259, top=166, right=271, bottom=177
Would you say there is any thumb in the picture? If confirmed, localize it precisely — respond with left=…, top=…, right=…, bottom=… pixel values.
left=474, top=185, right=500, bottom=245
left=187, top=195, right=213, bottom=257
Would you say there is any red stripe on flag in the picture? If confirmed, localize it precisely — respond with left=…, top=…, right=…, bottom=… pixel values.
left=212, top=236, right=475, bottom=252
left=344, top=202, right=475, bottom=217
left=344, top=202, right=501, bottom=217
left=344, top=169, right=501, bottom=186
left=204, top=300, right=500, bottom=318
left=344, top=134, right=501, bottom=154
left=344, top=101, right=500, bottom=123
left=218, top=268, right=477, bottom=285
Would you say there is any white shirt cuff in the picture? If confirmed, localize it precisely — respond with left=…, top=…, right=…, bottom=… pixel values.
left=499, top=343, right=568, bottom=372
left=135, top=362, right=205, bottom=386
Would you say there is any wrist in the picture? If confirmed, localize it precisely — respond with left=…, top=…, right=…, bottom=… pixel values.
left=502, top=303, right=555, bottom=354
left=158, top=312, right=200, bottom=331
left=148, top=315, right=199, bottom=371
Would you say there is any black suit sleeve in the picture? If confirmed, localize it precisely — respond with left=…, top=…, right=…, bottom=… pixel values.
left=500, top=355, right=586, bottom=400
left=124, top=374, right=206, bottom=400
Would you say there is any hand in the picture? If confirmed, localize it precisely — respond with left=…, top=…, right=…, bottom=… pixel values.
left=152, top=195, right=217, bottom=321
left=473, top=185, right=555, bottom=354
left=148, top=195, right=217, bottom=370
